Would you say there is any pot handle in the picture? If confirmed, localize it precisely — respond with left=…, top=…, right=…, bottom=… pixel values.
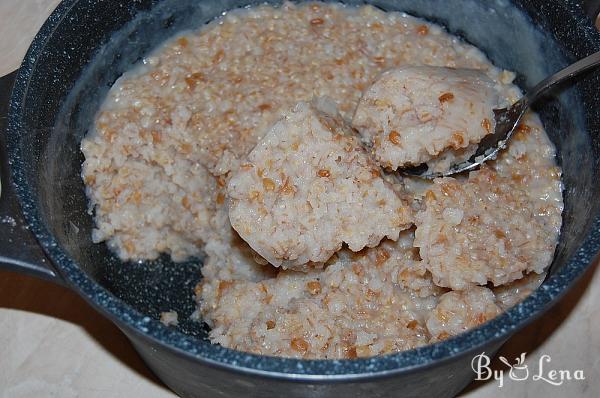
left=0, top=71, right=65, bottom=285
left=584, top=0, right=600, bottom=22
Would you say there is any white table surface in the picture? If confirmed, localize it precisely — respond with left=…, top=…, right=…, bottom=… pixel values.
left=1, top=2, right=599, bottom=397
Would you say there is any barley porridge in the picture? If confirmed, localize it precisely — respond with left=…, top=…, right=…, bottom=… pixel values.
left=227, top=98, right=412, bottom=270
left=352, top=66, right=503, bottom=171
left=81, top=2, right=563, bottom=359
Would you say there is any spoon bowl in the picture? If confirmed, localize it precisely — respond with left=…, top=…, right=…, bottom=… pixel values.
left=405, top=50, right=600, bottom=179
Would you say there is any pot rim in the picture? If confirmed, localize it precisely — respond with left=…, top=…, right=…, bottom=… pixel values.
left=6, top=0, right=600, bottom=381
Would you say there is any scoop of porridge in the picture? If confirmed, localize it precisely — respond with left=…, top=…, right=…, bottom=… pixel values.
left=227, top=99, right=412, bottom=270
left=414, top=168, right=554, bottom=290
left=426, top=286, right=501, bottom=342
left=81, top=2, right=563, bottom=359
left=353, top=66, right=503, bottom=171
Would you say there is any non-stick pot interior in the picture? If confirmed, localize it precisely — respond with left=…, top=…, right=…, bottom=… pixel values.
left=15, top=0, right=600, bottom=340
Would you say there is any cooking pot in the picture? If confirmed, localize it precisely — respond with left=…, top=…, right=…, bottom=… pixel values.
left=1, top=1, right=600, bottom=397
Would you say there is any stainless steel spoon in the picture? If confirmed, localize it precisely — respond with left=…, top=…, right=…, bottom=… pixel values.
left=404, top=50, right=600, bottom=179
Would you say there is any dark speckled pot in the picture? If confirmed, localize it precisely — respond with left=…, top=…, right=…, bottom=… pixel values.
left=1, top=1, right=600, bottom=397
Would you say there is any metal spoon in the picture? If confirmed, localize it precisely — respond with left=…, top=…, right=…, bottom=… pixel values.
left=404, top=50, right=600, bottom=179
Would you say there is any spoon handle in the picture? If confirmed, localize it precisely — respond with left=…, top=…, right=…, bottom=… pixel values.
left=524, top=50, right=600, bottom=104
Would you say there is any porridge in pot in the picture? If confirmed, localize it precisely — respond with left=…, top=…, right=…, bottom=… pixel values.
left=81, top=2, right=563, bottom=359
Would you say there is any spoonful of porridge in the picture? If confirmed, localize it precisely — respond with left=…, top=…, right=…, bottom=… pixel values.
left=353, top=51, right=600, bottom=179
